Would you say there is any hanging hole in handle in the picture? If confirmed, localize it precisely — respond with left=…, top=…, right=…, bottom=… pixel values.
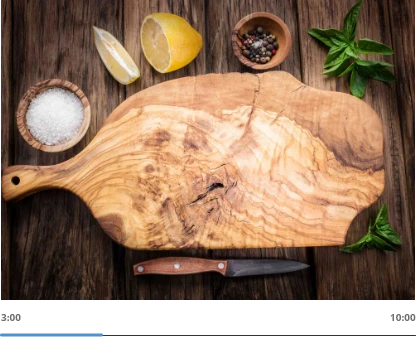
left=11, top=176, right=20, bottom=185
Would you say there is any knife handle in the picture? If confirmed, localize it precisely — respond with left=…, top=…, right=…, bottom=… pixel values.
left=133, top=257, right=228, bottom=276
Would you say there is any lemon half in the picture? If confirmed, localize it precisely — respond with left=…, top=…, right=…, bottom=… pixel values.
left=93, top=26, right=140, bottom=85
left=141, top=13, right=203, bottom=73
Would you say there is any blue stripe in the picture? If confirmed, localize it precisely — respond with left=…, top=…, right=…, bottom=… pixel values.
left=0, top=331, right=104, bottom=337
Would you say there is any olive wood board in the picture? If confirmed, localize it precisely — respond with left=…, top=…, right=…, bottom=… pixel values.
left=1, top=71, right=385, bottom=250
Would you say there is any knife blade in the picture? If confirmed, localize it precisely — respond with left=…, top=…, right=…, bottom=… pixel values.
left=133, top=257, right=309, bottom=277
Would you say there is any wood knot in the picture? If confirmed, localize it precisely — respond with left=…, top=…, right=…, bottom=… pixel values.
left=144, top=130, right=171, bottom=147
left=189, top=182, right=224, bottom=205
left=98, top=214, right=126, bottom=244
left=144, top=164, right=155, bottom=173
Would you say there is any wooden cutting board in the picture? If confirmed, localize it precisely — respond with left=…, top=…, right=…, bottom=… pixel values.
left=1, top=71, right=384, bottom=250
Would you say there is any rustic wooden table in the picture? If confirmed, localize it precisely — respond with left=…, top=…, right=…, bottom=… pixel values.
left=1, top=0, right=414, bottom=300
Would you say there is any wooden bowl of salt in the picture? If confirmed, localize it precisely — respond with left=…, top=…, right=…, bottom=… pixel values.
left=16, top=79, right=91, bottom=152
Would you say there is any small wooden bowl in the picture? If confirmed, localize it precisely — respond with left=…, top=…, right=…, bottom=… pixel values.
left=232, top=12, right=292, bottom=70
left=16, top=79, right=91, bottom=152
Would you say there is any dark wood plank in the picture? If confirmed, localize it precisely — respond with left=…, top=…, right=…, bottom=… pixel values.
left=205, top=0, right=315, bottom=300
left=297, top=0, right=414, bottom=299
left=3, top=0, right=413, bottom=300
left=9, top=0, right=125, bottom=299
left=387, top=0, right=415, bottom=244
left=123, top=0, right=211, bottom=300
left=1, top=0, right=12, bottom=300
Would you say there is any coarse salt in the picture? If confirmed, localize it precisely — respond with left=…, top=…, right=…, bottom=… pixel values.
left=26, top=88, right=84, bottom=146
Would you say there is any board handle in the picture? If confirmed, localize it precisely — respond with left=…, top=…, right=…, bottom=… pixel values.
left=133, top=257, right=228, bottom=276
left=1, top=165, right=66, bottom=202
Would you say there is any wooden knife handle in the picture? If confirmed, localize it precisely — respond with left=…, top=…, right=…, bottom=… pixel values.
left=133, top=257, right=228, bottom=276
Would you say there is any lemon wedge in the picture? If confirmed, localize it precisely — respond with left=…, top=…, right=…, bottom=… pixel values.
left=141, top=13, right=203, bottom=73
left=93, top=26, right=140, bottom=85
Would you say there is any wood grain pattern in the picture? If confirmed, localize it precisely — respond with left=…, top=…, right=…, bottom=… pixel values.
left=2, top=71, right=385, bottom=250
left=387, top=0, right=415, bottom=243
left=6, top=0, right=124, bottom=300
left=1, top=0, right=414, bottom=300
left=133, top=257, right=227, bottom=276
left=297, top=0, right=415, bottom=300
left=206, top=0, right=314, bottom=301
left=122, top=0, right=211, bottom=300
left=0, top=0, right=12, bottom=300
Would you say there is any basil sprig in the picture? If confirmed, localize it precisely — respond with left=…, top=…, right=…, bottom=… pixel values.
left=340, top=204, right=402, bottom=253
left=308, top=0, right=395, bottom=98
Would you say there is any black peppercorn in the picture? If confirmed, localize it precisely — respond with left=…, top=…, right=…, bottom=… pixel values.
left=239, top=27, right=278, bottom=64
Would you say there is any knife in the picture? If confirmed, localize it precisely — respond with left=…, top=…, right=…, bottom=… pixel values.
left=133, top=257, right=309, bottom=277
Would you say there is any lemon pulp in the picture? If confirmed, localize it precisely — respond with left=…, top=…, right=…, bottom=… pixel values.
left=93, top=26, right=140, bottom=85
left=141, top=13, right=203, bottom=73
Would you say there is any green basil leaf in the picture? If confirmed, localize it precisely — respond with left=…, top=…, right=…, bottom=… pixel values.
left=324, top=46, right=348, bottom=68
left=343, top=0, right=362, bottom=41
left=337, top=62, right=355, bottom=76
left=374, top=204, right=388, bottom=226
left=356, top=59, right=394, bottom=67
left=357, top=38, right=393, bottom=55
left=356, top=63, right=396, bottom=82
left=373, top=204, right=401, bottom=245
left=366, top=238, right=374, bottom=249
left=368, top=217, right=375, bottom=232
left=376, top=223, right=390, bottom=235
left=331, top=37, right=349, bottom=48
left=340, top=234, right=369, bottom=253
left=375, top=225, right=402, bottom=245
left=308, top=28, right=346, bottom=47
left=323, top=58, right=351, bottom=76
left=376, top=222, right=389, bottom=230
left=350, top=66, right=367, bottom=98
left=340, top=205, right=401, bottom=254
left=370, top=234, right=397, bottom=251
left=345, top=46, right=358, bottom=58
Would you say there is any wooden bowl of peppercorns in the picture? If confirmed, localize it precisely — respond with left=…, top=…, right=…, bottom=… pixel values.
left=232, top=12, right=291, bottom=70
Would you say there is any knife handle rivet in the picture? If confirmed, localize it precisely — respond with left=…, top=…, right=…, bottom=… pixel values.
left=173, top=263, right=181, bottom=269
left=137, top=266, right=144, bottom=273
left=218, top=263, right=225, bottom=269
